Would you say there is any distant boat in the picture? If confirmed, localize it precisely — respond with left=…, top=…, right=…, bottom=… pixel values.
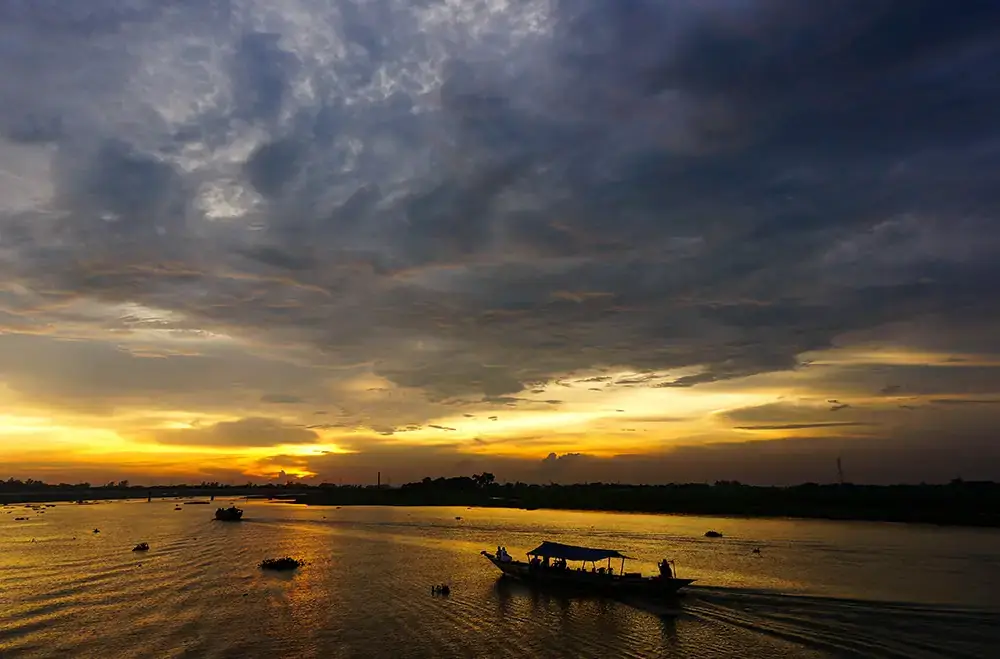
left=704, top=531, right=723, bottom=538
left=481, top=541, right=694, bottom=598
left=184, top=501, right=211, bottom=505
left=215, top=505, right=244, bottom=521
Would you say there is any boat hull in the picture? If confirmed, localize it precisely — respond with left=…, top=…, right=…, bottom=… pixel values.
left=481, top=552, right=693, bottom=598
left=214, top=507, right=243, bottom=521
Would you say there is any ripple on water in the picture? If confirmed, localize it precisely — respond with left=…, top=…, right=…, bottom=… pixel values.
left=2, top=501, right=999, bottom=658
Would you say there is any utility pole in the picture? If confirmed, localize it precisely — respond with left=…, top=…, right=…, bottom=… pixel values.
left=377, top=471, right=380, bottom=488
left=837, top=457, right=844, bottom=485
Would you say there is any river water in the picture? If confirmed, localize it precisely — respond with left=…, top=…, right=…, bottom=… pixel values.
left=1, top=500, right=998, bottom=658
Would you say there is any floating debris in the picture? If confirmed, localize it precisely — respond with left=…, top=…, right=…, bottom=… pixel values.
left=259, top=557, right=305, bottom=571
left=14, top=517, right=28, bottom=521
left=455, top=516, right=462, bottom=520
left=93, top=528, right=100, bottom=534
left=133, top=542, right=150, bottom=552
left=431, top=584, right=451, bottom=596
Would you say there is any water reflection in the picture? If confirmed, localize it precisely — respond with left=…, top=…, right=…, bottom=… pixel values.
left=1, top=501, right=997, bottom=658
left=659, top=616, right=680, bottom=649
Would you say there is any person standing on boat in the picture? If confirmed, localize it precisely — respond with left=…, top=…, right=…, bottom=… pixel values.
left=658, top=559, right=672, bottom=579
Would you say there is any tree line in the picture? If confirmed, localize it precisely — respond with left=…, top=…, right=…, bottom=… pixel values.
left=4, top=475, right=999, bottom=527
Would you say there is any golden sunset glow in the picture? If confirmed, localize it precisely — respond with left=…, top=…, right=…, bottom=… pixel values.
left=2, top=321, right=996, bottom=486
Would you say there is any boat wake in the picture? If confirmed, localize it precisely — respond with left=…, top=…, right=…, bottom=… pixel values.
left=673, top=586, right=1000, bottom=659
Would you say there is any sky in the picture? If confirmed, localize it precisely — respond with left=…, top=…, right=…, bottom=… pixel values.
left=1, top=0, right=1000, bottom=486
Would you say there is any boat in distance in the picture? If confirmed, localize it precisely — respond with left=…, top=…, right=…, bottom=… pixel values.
left=214, top=505, right=244, bottom=521
left=481, top=541, right=694, bottom=597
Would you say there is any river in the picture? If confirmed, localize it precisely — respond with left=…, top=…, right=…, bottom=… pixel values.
left=2, top=500, right=998, bottom=658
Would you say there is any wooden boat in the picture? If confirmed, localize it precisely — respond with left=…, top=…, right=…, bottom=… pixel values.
left=214, top=505, right=244, bottom=521
left=481, top=541, right=694, bottom=598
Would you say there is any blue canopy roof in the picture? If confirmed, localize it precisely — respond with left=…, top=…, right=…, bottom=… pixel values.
left=526, top=541, right=632, bottom=562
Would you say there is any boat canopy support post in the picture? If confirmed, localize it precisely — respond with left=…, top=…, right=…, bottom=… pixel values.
left=620, top=557, right=625, bottom=576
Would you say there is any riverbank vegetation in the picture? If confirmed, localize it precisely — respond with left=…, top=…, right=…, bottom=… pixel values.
left=4, top=476, right=998, bottom=527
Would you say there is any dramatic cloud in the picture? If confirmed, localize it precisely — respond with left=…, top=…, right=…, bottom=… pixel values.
left=153, top=417, right=318, bottom=447
left=1, top=1, right=999, bottom=483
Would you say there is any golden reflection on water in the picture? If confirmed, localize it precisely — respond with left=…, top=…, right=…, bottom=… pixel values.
left=1, top=500, right=999, bottom=658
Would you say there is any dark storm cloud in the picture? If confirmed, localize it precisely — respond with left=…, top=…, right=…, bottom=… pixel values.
left=2, top=0, right=1000, bottom=409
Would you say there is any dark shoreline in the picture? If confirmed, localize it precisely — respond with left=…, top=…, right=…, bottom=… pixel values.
left=295, top=502, right=1000, bottom=529
left=289, top=500, right=1000, bottom=529
left=289, top=478, right=1000, bottom=529
left=4, top=478, right=999, bottom=529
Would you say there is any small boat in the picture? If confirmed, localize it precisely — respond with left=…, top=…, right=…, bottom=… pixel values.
left=132, top=542, right=149, bottom=551
left=704, top=530, right=723, bottom=538
left=214, top=505, right=244, bottom=521
left=481, top=541, right=694, bottom=599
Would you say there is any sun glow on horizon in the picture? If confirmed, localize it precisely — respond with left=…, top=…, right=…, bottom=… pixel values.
left=1, top=339, right=998, bottom=483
